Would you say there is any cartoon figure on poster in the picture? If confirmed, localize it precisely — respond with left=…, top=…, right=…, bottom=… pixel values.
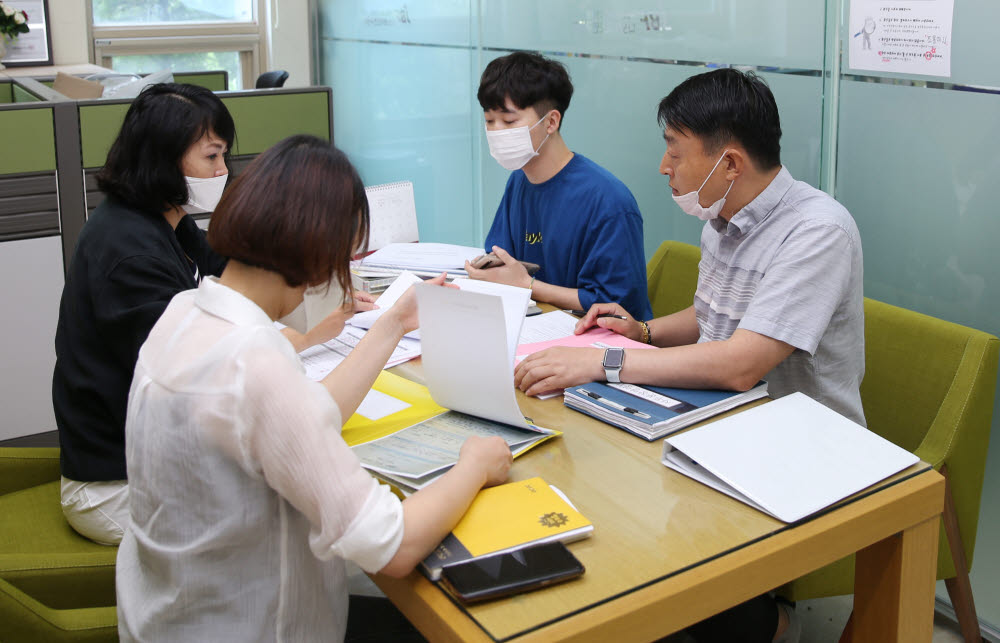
left=854, top=16, right=876, bottom=50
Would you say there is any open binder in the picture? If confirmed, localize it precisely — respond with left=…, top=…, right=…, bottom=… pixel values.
left=661, top=392, right=919, bottom=523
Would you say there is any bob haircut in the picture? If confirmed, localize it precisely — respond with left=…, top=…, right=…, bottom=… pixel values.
left=96, top=83, right=236, bottom=215
left=657, top=69, right=782, bottom=170
left=477, top=52, right=573, bottom=129
left=208, top=135, right=370, bottom=295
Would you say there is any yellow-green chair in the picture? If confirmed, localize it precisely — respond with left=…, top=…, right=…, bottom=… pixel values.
left=779, top=299, right=998, bottom=643
left=0, top=447, right=119, bottom=640
left=645, top=240, right=999, bottom=642
left=646, top=240, right=701, bottom=318
left=0, top=573, right=117, bottom=642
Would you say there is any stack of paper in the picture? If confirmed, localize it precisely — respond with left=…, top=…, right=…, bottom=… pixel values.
left=357, top=242, right=485, bottom=278
left=661, top=392, right=920, bottom=523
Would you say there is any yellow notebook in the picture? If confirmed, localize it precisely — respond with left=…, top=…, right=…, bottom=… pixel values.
left=421, top=477, right=593, bottom=581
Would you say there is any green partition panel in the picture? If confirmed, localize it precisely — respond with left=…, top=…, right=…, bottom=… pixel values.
left=0, top=82, right=12, bottom=105
left=0, top=107, right=56, bottom=174
left=222, top=92, right=331, bottom=156
left=79, top=90, right=332, bottom=169
left=78, top=103, right=131, bottom=169
left=11, top=85, right=40, bottom=103
left=172, top=71, right=228, bottom=92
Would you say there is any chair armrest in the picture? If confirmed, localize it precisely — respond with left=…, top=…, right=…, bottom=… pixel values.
left=914, top=335, right=999, bottom=467
left=0, top=448, right=61, bottom=496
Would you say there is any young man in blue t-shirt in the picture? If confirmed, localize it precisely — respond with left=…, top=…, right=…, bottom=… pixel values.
left=464, top=52, right=652, bottom=321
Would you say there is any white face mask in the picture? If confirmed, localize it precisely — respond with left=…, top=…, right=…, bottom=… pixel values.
left=484, top=113, right=551, bottom=171
left=182, top=173, right=228, bottom=215
left=672, top=150, right=734, bottom=221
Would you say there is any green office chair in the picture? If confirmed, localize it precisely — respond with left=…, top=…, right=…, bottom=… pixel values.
left=645, top=240, right=999, bottom=642
left=0, top=573, right=117, bottom=642
left=646, top=240, right=701, bottom=318
left=0, top=447, right=119, bottom=640
left=779, top=299, right=998, bottom=643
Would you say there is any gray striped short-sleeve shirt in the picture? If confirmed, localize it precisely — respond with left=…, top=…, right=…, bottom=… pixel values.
left=696, top=167, right=866, bottom=425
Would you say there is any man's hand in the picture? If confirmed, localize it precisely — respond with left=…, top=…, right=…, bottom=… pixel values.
left=514, top=346, right=604, bottom=396
left=575, top=302, right=645, bottom=343
left=465, top=246, right=532, bottom=289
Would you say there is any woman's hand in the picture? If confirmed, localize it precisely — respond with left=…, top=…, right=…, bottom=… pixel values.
left=455, top=435, right=512, bottom=487
left=379, top=272, right=450, bottom=336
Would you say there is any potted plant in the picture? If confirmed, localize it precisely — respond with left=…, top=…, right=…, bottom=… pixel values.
left=0, top=2, right=30, bottom=70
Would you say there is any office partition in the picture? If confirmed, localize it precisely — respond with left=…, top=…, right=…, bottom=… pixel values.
left=317, top=0, right=1000, bottom=630
left=0, top=101, right=62, bottom=440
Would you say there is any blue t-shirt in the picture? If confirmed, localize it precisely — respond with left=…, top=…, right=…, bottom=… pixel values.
left=485, top=154, right=652, bottom=320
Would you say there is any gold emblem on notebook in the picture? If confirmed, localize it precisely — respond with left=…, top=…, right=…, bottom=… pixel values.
left=539, top=512, right=569, bottom=528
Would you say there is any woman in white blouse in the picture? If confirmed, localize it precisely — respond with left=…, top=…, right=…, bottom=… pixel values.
left=116, top=135, right=513, bottom=641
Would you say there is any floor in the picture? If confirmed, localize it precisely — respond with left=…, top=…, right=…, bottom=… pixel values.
left=1, top=433, right=978, bottom=642
left=797, top=594, right=966, bottom=643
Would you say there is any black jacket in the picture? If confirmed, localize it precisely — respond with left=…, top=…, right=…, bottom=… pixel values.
left=53, top=198, right=227, bottom=481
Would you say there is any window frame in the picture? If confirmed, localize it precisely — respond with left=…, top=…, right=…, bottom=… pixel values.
left=87, top=0, right=268, bottom=90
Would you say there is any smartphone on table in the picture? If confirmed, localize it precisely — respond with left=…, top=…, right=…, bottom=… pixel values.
left=439, top=541, right=585, bottom=604
left=470, top=252, right=542, bottom=276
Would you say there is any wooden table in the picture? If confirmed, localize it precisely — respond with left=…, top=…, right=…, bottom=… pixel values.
left=375, top=361, right=944, bottom=643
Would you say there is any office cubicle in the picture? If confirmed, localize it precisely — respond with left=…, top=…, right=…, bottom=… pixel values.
left=0, top=80, right=333, bottom=442
left=318, top=0, right=1000, bottom=630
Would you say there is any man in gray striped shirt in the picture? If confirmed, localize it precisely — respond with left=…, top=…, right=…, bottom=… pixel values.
left=516, top=68, right=864, bottom=428
left=515, top=66, right=865, bottom=643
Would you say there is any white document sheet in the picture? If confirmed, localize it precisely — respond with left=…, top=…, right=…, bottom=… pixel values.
left=451, top=278, right=531, bottom=360
left=416, top=285, right=544, bottom=431
left=517, top=310, right=579, bottom=344
left=662, top=392, right=919, bottom=523
left=348, top=270, right=423, bottom=330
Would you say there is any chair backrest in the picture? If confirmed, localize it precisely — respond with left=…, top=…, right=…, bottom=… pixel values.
left=646, top=240, right=701, bottom=318
left=861, top=298, right=998, bottom=572
left=255, top=70, right=289, bottom=89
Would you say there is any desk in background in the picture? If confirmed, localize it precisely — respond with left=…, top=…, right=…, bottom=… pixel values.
left=377, top=358, right=944, bottom=643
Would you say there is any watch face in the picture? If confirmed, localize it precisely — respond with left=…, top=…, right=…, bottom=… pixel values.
left=603, top=348, right=624, bottom=368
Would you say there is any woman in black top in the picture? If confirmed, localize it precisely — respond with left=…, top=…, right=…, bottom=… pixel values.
left=52, top=83, right=235, bottom=544
left=52, top=83, right=369, bottom=545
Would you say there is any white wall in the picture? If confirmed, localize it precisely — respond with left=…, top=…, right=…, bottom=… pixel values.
left=0, top=237, right=64, bottom=440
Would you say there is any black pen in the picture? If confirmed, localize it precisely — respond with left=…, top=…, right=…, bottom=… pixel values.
left=563, top=310, right=629, bottom=321
left=578, top=388, right=651, bottom=419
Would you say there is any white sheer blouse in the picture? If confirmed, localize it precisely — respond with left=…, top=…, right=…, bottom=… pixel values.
left=116, top=277, right=404, bottom=642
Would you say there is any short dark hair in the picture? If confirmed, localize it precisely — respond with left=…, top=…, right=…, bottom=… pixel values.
left=477, top=52, right=573, bottom=128
left=97, top=83, right=236, bottom=215
left=208, top=135, right=369, bottom=294
left=657, top=69, right=782, bottom=169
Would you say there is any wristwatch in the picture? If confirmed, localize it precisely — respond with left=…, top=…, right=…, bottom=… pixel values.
left=603, top=347, right=625, bottom=383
